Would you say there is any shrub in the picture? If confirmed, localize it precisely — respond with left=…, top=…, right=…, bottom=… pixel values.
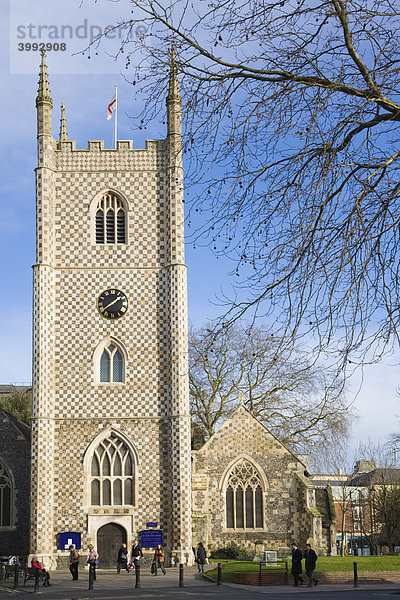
left=210, top=542, right=251, bottom=560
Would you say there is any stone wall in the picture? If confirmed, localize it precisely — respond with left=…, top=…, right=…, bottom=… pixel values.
left=0, top=410, right=30, bottom=557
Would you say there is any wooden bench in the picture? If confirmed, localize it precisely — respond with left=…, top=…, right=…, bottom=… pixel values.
left=4, top=565, right=24, bottom=581
left=2, top=565, right=46, bottom=586
left=23, top=567, right=47, bottom=586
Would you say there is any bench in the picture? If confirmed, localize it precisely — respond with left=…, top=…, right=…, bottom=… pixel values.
left=2, top=565, right=47, bottom=586
left=3, top=565, right=24, bottom=581
left=23, top=567, right=47, bottom=586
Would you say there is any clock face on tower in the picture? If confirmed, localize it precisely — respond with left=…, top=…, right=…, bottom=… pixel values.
left=97, top=289, right=128, bottom=320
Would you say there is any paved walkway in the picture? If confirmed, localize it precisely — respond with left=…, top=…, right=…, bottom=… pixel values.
left=0, top=566, right=399, bottom=599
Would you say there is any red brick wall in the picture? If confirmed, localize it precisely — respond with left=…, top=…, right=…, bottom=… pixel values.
left=232, top=572, right=288, bottom=585
left=231, top=571, right=400, bottom=585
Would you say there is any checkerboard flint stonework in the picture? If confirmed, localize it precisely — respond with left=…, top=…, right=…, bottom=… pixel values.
left=31, top=53, right=192, bottom=568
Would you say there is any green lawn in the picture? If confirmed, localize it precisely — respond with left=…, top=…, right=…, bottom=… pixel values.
left=206, top=556, right=400, bottom=582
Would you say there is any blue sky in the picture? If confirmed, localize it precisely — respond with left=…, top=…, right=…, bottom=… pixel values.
left=1, top=0, right=399, bottom=461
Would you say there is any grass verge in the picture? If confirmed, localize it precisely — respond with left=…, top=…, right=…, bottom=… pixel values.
left=206, top=556, right=400, bottom=582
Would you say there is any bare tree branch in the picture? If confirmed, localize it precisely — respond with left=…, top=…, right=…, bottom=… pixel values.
left=93, top=0, right=400, bottom=367
left=189, top=323, right=354, bottom=456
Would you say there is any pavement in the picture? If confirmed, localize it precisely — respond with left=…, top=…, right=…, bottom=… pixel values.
left=0, top=566, right=399, bottom=600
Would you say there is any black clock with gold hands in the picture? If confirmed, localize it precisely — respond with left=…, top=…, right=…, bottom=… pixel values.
left=97, top=289, right=128, bottom=319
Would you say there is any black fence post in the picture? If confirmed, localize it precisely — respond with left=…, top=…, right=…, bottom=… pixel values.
left=179, top=563, right=184, bottom=587
left=259, top=561, right=262, bottom=586
left=353, top=562, right=358, bottom=588
left=34, top=567, right=40, bottom=592
left=0, top=564, right=4, bottom=582
left=217, top=563, right=222, bottom=586
left=13, top=564, right=18, bottom=589
left=88, top=563, right=94, bottom=590
left=135, top=563, right=141, bottom=589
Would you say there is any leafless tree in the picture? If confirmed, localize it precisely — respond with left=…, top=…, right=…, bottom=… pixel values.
left=91, top=0, right=400, bottom=368
left=189, top=323, right=352, bottom=456
left=356, top=443, right=400, bottom=551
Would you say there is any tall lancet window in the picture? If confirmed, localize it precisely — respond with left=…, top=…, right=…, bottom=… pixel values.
left=95, top=192, right=126, bottom=244
left=0, top=461, right=13, bottom=527
left=90, top=434, right=135, bottom=506
left=225, top=459, right=264, bottom=529
left=100, top=343, right=124, bottom=383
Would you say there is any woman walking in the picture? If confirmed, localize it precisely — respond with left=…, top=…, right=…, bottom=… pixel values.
left=153, top=544, right=166, bottom=575
left=69, top=545, right=80, bottom=580
left=87, top=544, right=99, bottom=581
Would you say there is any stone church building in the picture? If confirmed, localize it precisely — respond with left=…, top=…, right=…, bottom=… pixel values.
left=0, top=54, right=335, bottom=567
left=192, top=404, right=335, bottom=555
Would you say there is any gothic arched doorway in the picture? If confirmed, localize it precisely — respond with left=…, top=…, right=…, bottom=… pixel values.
left=97, top=523, right=126, bottom=569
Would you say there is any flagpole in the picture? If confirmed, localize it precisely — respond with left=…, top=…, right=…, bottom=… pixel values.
left=114, top=84, right=118, bottom=150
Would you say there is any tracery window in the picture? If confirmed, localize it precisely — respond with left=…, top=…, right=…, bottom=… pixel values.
left=90, top=434, right=135, bottom=506
left=100, top=343, right=124, bottom=383
left=225, top=459, right=264, bottom=529
left=95, top=192, right=126, bottom=244
left=0, top=462, right=12, bottom=527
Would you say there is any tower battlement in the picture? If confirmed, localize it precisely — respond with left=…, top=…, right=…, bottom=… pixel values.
left=55, top=139, right=164, bottom=153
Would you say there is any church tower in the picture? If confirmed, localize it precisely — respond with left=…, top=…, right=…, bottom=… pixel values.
left=31, top=51, right=192, bottom=567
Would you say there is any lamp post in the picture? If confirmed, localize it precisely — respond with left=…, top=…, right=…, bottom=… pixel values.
left=370, top=486, right=377, bottom=555
left=349, top=491, right=354, bottom=555
left=358, top=490, right=364, bottom=556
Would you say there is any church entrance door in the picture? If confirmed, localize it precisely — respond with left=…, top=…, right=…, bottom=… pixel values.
left=97, top=523, right=126, bottom=569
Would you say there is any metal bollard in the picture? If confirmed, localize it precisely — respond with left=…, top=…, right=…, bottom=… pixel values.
left=34, top=567, right=40, bottom=592
left=135, top=563, right=141, bottom=589
left=217, top=563, right=222, bottom=586
left=0, top=564, right=4, bottom=582
left=353, top=562, right=358, bottom=588
left=88, top=563, right=94, bottom=590
left=179, top=563, right=184, bottom=587
left=13, top=563, right=19, bottom=589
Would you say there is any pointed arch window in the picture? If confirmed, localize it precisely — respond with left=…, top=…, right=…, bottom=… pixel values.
left=90, top=433, right=135, bottom=506
left=0, top=462, right=13, bottom=527
left=95, top=192, right=126, bottom=244
left=225, top=459, right=264, bottom=529
left=99, top=343, right=124, bottom=383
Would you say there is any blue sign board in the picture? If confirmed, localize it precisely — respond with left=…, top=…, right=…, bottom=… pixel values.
left=140, top=529, right=163, bottom=548
left=58, top=532, right=81, bottom=550
left=146, top=522, right=158, bottom=528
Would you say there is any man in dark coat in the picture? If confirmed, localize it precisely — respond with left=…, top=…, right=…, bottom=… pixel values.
left=304, top=543, right=318, bottom=587
left=117, top=543, right=129, bottom=573
left=196, top=542, right=207, bottom=573
left=131, top=539, right=143, bottom=569
left=291, top=543, right=303, bottom=586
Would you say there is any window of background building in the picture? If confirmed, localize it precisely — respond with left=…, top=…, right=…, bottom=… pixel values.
left=225, top=459, right=264, bottom=529
left=0, top=462, right=12, bottom=527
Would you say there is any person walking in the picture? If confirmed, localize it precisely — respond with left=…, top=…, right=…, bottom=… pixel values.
left=153, top=544, right=166, bottom=575
left=117, top=543, right=129, bottom=573
left=291, top=543, right=304, bottom=586
left=196, top=542, right=207, bottom=573
left=304, top=543, right=318, bottom=587
left=87, top=544, right=99, bottom=581
left=131, top=539, right=143, bottom=569
left=69, top=545, right=80, bottom=580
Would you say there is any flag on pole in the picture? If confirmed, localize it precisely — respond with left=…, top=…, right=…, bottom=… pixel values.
left=107, top=86, right=118, bottom=149
left=107, top=94, right=116, bottom=120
